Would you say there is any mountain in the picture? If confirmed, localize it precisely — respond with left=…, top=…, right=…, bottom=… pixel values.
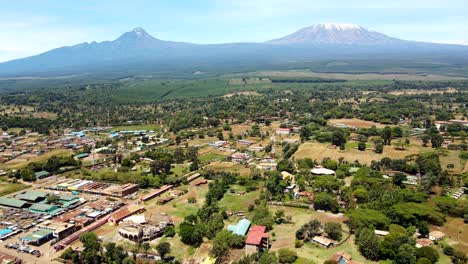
left=268, top=23, right=402, bottom=45
left=1, top=25, right=468, bottom=78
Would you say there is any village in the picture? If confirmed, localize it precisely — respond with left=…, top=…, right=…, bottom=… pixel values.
left=0, top=115, right=466, bottom=264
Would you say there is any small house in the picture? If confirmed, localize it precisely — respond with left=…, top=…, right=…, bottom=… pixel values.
left=245, top=225, right=269, bottom=254
left=227, top=218, right=251, bottom=236
left=429, top=231, right=445, bottom=241
left=312, top=236, right=337, bottom=248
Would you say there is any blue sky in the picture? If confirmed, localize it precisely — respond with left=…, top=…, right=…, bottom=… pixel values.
left=1, top=0, right=467, bottom=62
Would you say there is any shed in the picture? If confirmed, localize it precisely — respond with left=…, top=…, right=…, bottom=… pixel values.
left=227, top=218, right=251, bottom=236
left=35, top=170, right=50, bottom=179
left=0, top=197, right=28, bottom=208
left=16, top=190, right=48, bottom=202
left=30, top=203, right=61, bottom=215
left=75, top=153, right=89, bottom=159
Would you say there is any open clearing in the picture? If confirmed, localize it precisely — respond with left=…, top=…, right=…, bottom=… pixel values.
left=328, top=118, right=389, bottom=128
left=294, top=141, right=420, bottom=165
left=235, top=70, right=467, bottom=81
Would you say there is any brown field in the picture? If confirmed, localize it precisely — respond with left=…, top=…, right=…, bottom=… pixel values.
left=233, top=70, right=467, bottom=81
left=223, top=91, right=261, bottom=97
left=388, top=87, right=459, bottom=96
left=205, top=161, right=252, bottom=176
left=328, top=118, right=390, bottom=128
left=294, top=141, right=420, bottom=165
left=431, top=217, right=468, bottom=253
left=1, top=149, right=73, bottom=169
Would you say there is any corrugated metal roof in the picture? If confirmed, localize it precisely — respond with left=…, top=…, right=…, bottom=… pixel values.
left=16, top=190, right=48, bottom=201
left=0, top=197, right=28, bottom=208
left=227, top=218, right=251, bottom=236
left=30, top=203, right=59, bottom=212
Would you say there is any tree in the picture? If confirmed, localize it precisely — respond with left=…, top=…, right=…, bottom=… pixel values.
left=296, top=219, right=322, bottom=241
left=422, top=135, right=430, bottom=147
left=358, top=142, right=366, bottom=151
left=313, top=192, right=339, bottom=213
left=395, top=244, right=416, bottom=264
left=47, top=194, right=60, bottom=204
left=156, top=242, right=171, bottom=259
left=277, top=159, right=295, bottom=173
left=331, top=130, right=346, bottom=147
left=382, top=126, right=393, bottom=145
left=375, top=141, right=384, bottom=154
left=259, top=252, right=278, bottom=264
left=174, top=147, right=185, bottom=163
left=393, top=172, right=407, bottom=187
left=142, top=242, right=151, bottom=254
left=324, top=222, right=343, bottom=241
left=164, top=225, right=175, bottom=237
left=278, top=248, right=297, bottom=264
left=417, top=221, right=430, bottom=237
left=356, top=228, right=380, bottom=261
left=430, top=134, right=444, bottom=148
left=416, top=247, right=439, bottom=264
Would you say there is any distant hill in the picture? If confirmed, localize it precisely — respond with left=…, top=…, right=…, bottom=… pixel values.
left=1, top=25, right=468, bottom=78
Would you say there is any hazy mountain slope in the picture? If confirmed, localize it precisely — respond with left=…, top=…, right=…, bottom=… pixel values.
left=1, top=25, right=468, bottom=78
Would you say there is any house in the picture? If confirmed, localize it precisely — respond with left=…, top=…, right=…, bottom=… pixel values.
left=311, top=166, right=335, bottom=175
left=140, top=185, right=173, bottom=201
left=374, top=230, right=390, bottom=237
left=192, top=178, right=208, bottom=186
left=227, top=218, right=251, bottom=236
left=157, top=196, right=174, bottom=204
left=230, top=153, right=249, bottom=163
left=331, top=252, right=352, bottom=264
left=429, top=231, right=445, bottom=241
left=416, top=238, right=434, bottom=248
left=38, top=220, right=76, bottom=240
left=281, top=171, right=294, bottom=182
left=276, top=128, right=291, bottom=135
left=312, top=236, right=337, bottom=248
left=245, top=225, right=269, bottom=254
left=34, top=170, right=50, bottom=179
left=237, top=140, right=254, bottom=146
left=22, top=229, right=54, bottom=246
left=295, top=191, right=314, bottom=201
left=0, top=252, right=16, bottom=264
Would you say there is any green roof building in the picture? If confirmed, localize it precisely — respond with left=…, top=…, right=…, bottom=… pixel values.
left=34, top=170, right=50, bottom=179
left=75, top=153, right=89, bottom=159
left=16, top=190, right=48, bottom=202
left=22, top=229, right=54, bottom=245
left=0, top=197, right=28, bottom=208
left=29, top=203, right=61, bottom=215
left=227, top=218, right=251, bottom=236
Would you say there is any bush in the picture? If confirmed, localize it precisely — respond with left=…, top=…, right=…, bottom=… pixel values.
left=294, top=239, right=303, bottom=248
left=443, top=245, right=454, bottom=256
left=164, top=226, right=175, bottom=237
left=278, top=248, right=297, bottom=264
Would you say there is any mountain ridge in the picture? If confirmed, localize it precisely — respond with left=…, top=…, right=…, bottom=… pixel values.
left=1, top=24, right=468, bottom=78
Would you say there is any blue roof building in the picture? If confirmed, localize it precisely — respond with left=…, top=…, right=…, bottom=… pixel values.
left=227, top=218, right=251, bottom=236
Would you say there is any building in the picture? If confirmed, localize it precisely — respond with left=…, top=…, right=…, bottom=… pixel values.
left=34, top=170, right=50, bottom=179
left=0, top=197, right=28, bottom=208
left=22, top=229, right=54, bottom=245
left=311, top=166, right=335, bottom=175
left=118, top=213, right=173, bottom=243
left=429, top=231, right=445, bottom=241
left=331, top=252, right=352, bottom=264
left=374, top=230, right=389, bottom=237
left=227, top=218, right=251, bottom=236
left=74, top=153, right=89, bottom=159
left=37, top=220, right=76, bottom=240
left=245, top=225, right=269, bottom=254
left=276, top=128, right=291, bottom=135
left=230, top=153, right=249, bottom=163
left=192, top=178, right=208, bottom=186
left=416, top=238, right=434, bottom=248
left=16, top=190, right=48, bottom=203
left=29, top=203, right=62, bottom=215
left=0, top=252, right=16, bottom=264
left=140, top=185, right=173, bottom=201
left=237, top=140, right=254, bottom=146
left=108, top=204, right=145, bottom=225
left=312, top=236, right=337, bottom=248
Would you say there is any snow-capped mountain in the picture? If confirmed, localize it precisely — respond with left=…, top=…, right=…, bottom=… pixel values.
left=268, top=23, right=402, bottom=45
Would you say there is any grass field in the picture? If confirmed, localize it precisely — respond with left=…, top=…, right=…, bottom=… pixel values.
left=0, top=149, right=73, bottom=169
left=0, top=180, right=30, bottom=196
left=294, top=141, right=420, bottom=165
left=328, top=118, right=390, bottom=128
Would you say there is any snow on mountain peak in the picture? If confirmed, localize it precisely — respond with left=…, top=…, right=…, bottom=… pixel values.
left=318, top=23, right=364, bottom=31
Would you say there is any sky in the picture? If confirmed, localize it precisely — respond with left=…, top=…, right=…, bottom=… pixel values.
left=1, top=0, right=467, bottom=62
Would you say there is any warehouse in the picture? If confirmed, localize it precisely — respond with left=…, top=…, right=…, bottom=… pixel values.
left=29, top=203, right=62, bottom=215
left=0, top=197, right=29, bottom=208
left=16, top=190, right=48, bottom=203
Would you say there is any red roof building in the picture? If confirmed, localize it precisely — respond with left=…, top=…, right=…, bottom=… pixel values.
left=245, top=225, right=269, bottom=254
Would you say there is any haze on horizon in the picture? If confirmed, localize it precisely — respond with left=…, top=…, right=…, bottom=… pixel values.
left=1, top=0, right=467, bottom=62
